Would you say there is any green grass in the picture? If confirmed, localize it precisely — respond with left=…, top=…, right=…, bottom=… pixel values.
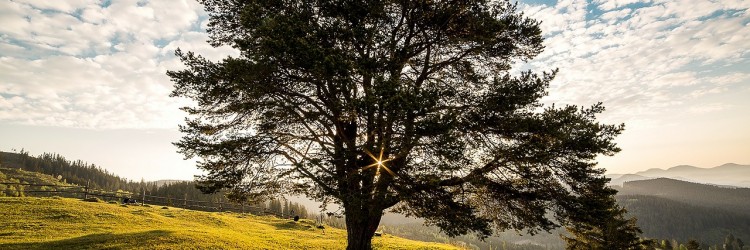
left=0, top=197, right=459, bottom=249
left=0, top=167, right=69, bottom=186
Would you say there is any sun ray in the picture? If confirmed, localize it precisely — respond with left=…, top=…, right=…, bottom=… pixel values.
left=362, top=147, right=396, bottom=177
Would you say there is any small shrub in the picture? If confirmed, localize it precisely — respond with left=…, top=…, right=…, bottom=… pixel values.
left=83, top=197, right=102, bottom=202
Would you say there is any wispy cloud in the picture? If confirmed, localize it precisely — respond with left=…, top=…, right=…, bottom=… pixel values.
left=0, top=0, right=747, bottom=130
left=518, top=0, right=749, bottom=125
left=0, top=0, right=236, bottom=129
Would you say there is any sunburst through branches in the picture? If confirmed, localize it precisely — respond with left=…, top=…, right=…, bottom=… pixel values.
left=362, top=148, right=396, bottom=177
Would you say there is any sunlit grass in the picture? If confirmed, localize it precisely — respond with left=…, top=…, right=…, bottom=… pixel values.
left=0, top=197, right=458, bottom=249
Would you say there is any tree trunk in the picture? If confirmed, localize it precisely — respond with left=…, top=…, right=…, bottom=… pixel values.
left=345, top=208, right=383, bottom=250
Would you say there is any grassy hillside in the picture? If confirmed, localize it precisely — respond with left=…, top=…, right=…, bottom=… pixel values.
left=0, top=197, right=459, bottom=250
left=0, top=167, right=69, bottom=186
left=0, top=167, right=76, bottom=197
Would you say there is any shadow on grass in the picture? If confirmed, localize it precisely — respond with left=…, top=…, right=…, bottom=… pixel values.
left=0, top=230, right=174, bottom=250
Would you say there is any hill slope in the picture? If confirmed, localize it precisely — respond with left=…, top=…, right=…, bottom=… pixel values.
left=618, top=178, right=750, bottom=216
left=0, top=197, right=457, bottom=250
left=617, top=195, right=750, bottom=244
left=0, top=167, right=69, bottom=186
left=0, top=167, right=76, bottom=197
left=613, top=178, right=750, bottom=245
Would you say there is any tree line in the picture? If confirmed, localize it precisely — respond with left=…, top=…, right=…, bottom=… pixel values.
left=0, top=150, right=313, bottom=218
left=1, top=150, right=142, bottom=191
left=616, top=194, right=750, bottom=244
left=648, top=233, right=748, bottom=250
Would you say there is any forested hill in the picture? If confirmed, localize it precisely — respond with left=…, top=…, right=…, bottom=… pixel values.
left=0, top=150, right=220, bottom=201
left=0, top=150, right=142, bottom=191
left=617, top=195, right=750, bottom=245
left=617, top=178, right=750, bottom=216
left=615, top=178, right=750, bottom=245
left=0, top=151, right=314, bottom=218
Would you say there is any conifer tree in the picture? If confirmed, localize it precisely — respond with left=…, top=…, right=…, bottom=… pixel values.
left=562, top=178, right=649, bottom=249
left=169, top=1, right=625, bottom=249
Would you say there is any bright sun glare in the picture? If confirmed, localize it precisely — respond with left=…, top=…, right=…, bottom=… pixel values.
left=363, top=148, right=396, bottom=177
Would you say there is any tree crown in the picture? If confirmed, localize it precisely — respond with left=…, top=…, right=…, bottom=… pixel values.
left=169, top=0, right=624, bottom=238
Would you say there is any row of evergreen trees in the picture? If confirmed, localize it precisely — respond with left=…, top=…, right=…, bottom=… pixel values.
left=0, top=150, right=314, bottom=218
left=651, top=234, right=747, bottom=250
left=1, top=150, right=142, bottom=191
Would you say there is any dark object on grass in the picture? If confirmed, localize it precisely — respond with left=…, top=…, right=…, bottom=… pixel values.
left=161, top=206, right=169, bottom=209
left=293, top=215, right=299, bottom=222
left=374, top=232, right=382, bottom=237
left=317, top=225, right=325, bottom=229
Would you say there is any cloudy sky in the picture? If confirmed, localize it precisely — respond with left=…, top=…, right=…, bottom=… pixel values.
left=0, top=0, right=748, bottom=181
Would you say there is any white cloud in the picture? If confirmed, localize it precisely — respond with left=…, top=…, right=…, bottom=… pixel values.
left=11, top=0, right=95, bottom=13
left=520, top=0, right=750, bottom=126
left=0, top=0, right=748, bottom=131
left=600, top=8, right=632, bottom=21
left=0, top=0, right=236, bottom=129
left=594, top=0, right=651, bottom=11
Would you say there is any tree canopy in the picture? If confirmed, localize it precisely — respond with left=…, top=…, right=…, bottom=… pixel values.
left=168, top=0, right=624, bottom=249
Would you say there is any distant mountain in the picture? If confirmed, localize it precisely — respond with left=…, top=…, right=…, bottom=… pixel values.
left=618, top=178, right=750, bottom=216
left=623, top=163, right=750, bottom=187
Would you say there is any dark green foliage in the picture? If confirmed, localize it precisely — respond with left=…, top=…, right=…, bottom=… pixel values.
left=686, top=240, right=701, bottom=250
left=618, top=178, right=750, bottom=216
left=725, top=233, right=746, bottom=250
left=169, top=1, right=624, bottom=249
left=616, top=192, right=750, bottom=244
left=653, top=234, right=749, bottom=250
left=562, top=178, right=649, bottom=249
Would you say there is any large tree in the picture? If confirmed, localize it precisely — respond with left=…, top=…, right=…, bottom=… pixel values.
left=168, top=0, right=624, bottom=249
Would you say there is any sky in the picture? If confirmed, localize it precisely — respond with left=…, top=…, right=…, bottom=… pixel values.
left=0, top=0, right=748, bottom=181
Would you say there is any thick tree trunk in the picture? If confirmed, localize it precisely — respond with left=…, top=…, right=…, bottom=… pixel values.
left=345, top=208, right=383, bottom=250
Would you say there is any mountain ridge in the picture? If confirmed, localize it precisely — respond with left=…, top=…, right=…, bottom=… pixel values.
left=608, top=163, right=750, bottom=188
